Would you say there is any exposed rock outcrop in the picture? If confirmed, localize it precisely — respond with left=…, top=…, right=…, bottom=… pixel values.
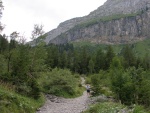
left=49, top=10, right=150, bottom=44
left=45, top=0, right=150, bottom=44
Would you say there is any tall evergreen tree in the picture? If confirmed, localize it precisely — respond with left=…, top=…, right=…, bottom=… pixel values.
left=95, top=48, right=105, bottom=72
left=121, top=45, right=136, bottom=68
left=0, top=34, right=8, bottom=53
left=11, top=45, right=30, bottom=82
left=88, top=58, right=95, bottom=74
left=105, top=45, right=115, bottom=70
left=46, top=45, right=59, bottom=68
left=79, top=47, right=90, bottom=74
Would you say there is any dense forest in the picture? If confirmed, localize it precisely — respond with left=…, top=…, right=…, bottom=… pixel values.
left=0, top=31, right=150, bottom=112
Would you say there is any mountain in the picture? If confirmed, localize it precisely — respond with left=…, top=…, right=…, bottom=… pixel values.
left=44, top=0, right=150, bottom=44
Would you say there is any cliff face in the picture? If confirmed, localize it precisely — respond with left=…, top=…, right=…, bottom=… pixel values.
left=45, top=0, right=150, bottom=44
left=49, top=10, right=150, bottom=44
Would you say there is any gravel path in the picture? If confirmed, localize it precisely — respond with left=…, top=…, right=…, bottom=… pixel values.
left=37, top=77, right=90, bottom=113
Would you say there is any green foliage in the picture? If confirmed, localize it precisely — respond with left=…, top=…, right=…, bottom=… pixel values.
left=88, top=58, right=95, bottom=74
left=0, top=28, right=149, bottom=112
left=121, top=45, right=136, bottom=68
left=84, top=102, right=148, bottom=113
left=110, top=64, right=150, bottom=106
left=111, top=71, right=134, bottom=104
left=37, top=68, right=83, bottom=98
left=0, top=54, right=7, bottom=75
left=91, top=74, right=102, bottom=96
left=84, top=102, right=125, bottom=113
left=46, top=45, right=59, bottom=68
left=29, top=44, right=47, bottom=73
left=0, top=85, right=45, bottom=113
left=72, top=39, right=150, bottom=58
left=132, top=39, right=150, bottom=57
left=140, top=78, right=150, bottom=107
left=94, top=48, right=105, bottom=72
left=90, top=71, right=111, bottom=96
left=11, top=45, right=30, bottom=81
left=9, top=39, right=18, bottom=51
left=0, top=35, right=8, bottom=53
left=133, top=105, right=148, bottom=113
left=28, top=79, right=41, bottom=99
left=46, top=44, right=117, bottom=74
left=110, top=57, right=123, bottom=70
left=46, top=40, right=149, bottom=74
left=142, top=53, right=150, bottom=70
left=4, top=44, right=45, bottom=99
left=0, top=36, right=47, bottom=99
left=105, top=46, right=115, bottom=69
left=85, top=77, right=91, bottom=84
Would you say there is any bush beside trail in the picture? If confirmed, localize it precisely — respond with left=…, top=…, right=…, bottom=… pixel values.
left=37, top=68, right=83, bottom=98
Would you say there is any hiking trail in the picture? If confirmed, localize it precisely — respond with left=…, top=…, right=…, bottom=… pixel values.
left=37, top=77, right=90, bottom=113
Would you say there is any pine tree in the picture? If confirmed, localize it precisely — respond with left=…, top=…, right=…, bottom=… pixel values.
left=121, top=45, right=136, bottom=68
left=142, top=53, right=150, bottom=70
left=95, top=48, right=105, bottom=72
left=0, top=34, right=8, bottom=53
left=105, top=45, right=115, bottom=70
left=88, top=58, right=95, bottom=74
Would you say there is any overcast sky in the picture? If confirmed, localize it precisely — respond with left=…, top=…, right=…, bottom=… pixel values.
left=1, top=0, right=107, bottom=41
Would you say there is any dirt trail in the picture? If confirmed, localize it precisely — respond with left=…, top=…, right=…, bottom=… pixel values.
left=37, top=77, right=90, bottom=113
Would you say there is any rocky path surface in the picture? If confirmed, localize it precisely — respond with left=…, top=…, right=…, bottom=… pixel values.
left=37, top=77, right=90, bottom=113
left=36, top=77, right=133, bottom=113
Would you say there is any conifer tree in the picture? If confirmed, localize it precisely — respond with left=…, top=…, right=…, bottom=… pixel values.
left=105, top=45, right=115, bottom=69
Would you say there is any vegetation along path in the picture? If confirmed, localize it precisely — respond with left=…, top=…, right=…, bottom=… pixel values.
left=37, top=77, right=90, bottom=113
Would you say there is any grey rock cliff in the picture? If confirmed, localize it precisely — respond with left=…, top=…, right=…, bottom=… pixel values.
left=45, top=0, right=150, bottom=44
left=49, top=10, right=150, bottom=44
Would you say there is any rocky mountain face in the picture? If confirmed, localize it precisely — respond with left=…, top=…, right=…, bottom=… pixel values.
left=45, top=0, right=150, bottom=44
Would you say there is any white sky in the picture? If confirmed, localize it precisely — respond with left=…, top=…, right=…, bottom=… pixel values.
left=1, top=0, right=107, bottom=41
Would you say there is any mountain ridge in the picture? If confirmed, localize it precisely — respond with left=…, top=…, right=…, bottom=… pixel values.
left=40, top=0, right=150, bottom=44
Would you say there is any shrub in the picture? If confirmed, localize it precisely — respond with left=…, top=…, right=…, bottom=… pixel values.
left=38, top=68, right=81, bottom=98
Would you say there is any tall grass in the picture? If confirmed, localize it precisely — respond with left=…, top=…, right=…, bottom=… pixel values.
left=0, top=85, right=45, bottom=113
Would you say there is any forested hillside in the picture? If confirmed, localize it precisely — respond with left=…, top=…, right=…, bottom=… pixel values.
left=0, top=32, right=150, bottom=112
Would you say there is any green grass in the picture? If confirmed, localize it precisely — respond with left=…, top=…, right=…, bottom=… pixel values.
left=0, top=85, right=45, bottom=113
left=83, top=102, right=149, bottom=113
left=83, top=102, right=125, bottom=113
